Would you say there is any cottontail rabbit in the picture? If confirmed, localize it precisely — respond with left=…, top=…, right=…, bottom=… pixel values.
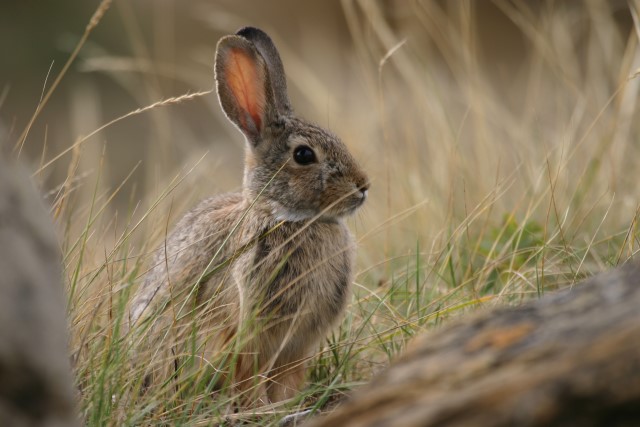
left=129, top=27, right=369, bottom=404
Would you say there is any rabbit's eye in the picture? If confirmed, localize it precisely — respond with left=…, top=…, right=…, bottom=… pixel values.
left=293, top=145, right=316, bottom=165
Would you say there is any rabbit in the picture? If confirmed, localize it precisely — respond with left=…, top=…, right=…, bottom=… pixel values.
left=129, top=26, right=369, bottom=404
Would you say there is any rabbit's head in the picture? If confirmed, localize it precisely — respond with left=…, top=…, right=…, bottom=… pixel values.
left=215, top=27, right=369, bottom=222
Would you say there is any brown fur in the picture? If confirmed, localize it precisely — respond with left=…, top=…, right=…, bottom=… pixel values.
left=129, top=27, right=368, bottom=404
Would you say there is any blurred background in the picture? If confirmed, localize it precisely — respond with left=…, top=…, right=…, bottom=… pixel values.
left=2, top=0, right=639, bottom=316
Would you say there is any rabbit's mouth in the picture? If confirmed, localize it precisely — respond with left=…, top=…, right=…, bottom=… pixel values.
left=322, top=186, right=368, bottom=219
left=267, top=189, right=366, bottom=223
left=340, top=189, right=368, bottom=215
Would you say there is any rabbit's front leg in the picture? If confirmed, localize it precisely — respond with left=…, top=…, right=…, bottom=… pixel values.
left=231, top=348, right=271, bottom=406
left=266, top=354, right=307, bottom=402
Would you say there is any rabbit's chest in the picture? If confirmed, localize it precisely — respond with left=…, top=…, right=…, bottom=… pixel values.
left=240, top=222, right=354, bottom=323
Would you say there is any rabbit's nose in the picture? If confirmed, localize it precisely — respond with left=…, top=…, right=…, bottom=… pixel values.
left=358, top=182, right=370, bottom=199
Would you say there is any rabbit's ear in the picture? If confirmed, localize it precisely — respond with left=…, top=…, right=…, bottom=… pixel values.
left=236, top=27, right=292, bottom=115
left=215, top=35, right=277, bottom=144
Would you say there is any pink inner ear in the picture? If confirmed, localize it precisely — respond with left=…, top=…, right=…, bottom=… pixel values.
left=226, top=48, right=266, bottom=132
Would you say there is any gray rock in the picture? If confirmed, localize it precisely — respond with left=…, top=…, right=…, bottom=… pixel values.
left=0, top=153, right=78, bottom=426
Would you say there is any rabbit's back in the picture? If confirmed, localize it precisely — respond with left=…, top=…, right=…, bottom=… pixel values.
left=130, top=192, right=246, bottom=325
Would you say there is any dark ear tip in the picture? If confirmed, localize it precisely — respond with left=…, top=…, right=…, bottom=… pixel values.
left=236, top=26, right=271, bottom=43
left=236, top=26, right=260, bottom=36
